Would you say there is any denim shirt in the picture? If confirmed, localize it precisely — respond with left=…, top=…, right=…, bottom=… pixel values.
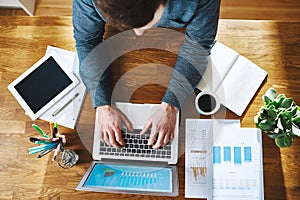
left=73, top=0, right=220, bottom=109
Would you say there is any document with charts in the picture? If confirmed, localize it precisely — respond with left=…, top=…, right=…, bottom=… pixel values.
left=185, top=119, right=264, bottom=200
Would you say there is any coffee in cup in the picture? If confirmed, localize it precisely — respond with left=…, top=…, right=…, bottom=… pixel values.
left=195, top=90, right=220, bottom=115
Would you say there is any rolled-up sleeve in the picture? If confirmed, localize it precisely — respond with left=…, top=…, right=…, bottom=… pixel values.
left=73, top=0, right=111, bottom=107
left=162, top=0, right=220, bottom=109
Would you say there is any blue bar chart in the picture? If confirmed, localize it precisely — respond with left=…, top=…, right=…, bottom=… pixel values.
left=213, top=146, right=252, bottom=165
left=244, top=147, right=252, bottom=162
left=223, top=146, right=231, bottom=162
left=234, top=147, right=242, bottom=164
left=213, top=146, right=221, bottom=164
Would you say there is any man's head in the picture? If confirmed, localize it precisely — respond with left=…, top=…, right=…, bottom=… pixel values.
left=94, top=0, right=167, bottom=35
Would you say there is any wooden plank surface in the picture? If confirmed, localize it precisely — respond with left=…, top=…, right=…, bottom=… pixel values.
left=0, top=16, right=299, bottom=199
left=0, top=0, right=300, bottom=21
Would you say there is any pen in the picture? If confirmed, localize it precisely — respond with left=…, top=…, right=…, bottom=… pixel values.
left=29, top=144, right=57, bottom=154
left=52, top=93, right=79, bottom=117
left=32, top=124, right=49, bottom=138
left=37, top=146, right=57, bottom=158
left=29, top=142, right=58, bottom=152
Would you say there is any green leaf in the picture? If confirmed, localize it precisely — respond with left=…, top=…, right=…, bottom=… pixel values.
left=264, top=88, right=276, bottom=101
left=281, top=98, right=293, bottom=108
left=292, top=117, right=300, bottom=128
left=290, top=106, right=298, bottom=117
left=276, top=94, right=285, bottom=99
left=273, top=95, right=285, bottom=108
left=267, top=109, right=277, bottom=120
left=259, top=119, right=276, bottom=131
left=292, top=116, right=300, bottom=123
left=263, top=95, right=272, bottom=105
left=282, top=107, right=297, bottom=120
left=275, top=135, right=292, bottom=148
left=278, top=115, right=292, bottom=130
left=282, top=111, right=292, bottom=120
left=268, top=133, right=285, bottom=139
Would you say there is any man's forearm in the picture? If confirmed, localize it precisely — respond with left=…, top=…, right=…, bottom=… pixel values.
left=162, top=37, right=210, bottom=109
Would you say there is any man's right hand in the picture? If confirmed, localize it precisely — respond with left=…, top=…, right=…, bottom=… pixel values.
left=96, top=105, right=133, bottom=148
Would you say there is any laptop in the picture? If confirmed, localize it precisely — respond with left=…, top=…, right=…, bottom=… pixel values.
left=76, top=102, right=179, bottom=196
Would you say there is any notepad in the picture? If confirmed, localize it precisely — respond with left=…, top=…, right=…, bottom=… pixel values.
left=196, top=42, right=268, bottom=116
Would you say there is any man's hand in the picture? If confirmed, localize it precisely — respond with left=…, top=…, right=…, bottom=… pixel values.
left=96, top=105, right=133, bottom=148
left=140, top=102, right=178, bottom=149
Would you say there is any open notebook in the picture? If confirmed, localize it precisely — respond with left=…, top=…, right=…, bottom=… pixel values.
left=197, top=42, right=268, bottom=116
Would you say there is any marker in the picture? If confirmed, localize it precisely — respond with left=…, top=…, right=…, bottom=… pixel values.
left=52, top=93, right=79, bottom=117
left=32, top=124, right=49, bottom=138
left=53, top=122, right=58, bottom=138
left=35, top=140, right=56, bottom=145
left=30, top=136, right=59, bottom=142
left=29, top=137, right=40, bottom=143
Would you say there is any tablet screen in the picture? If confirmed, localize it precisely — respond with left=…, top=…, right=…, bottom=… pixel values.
left=14, top=56, right=73, bottom=114
left=83, top=163, right=173, bottom=193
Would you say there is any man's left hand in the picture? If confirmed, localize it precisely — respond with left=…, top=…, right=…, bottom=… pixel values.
left=140, top=102, right=178, bottom=149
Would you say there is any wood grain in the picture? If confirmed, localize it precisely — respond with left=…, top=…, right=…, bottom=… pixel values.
left=0, top=0, right=300, bottom=21
left=0, top=16, right=299, bottom=199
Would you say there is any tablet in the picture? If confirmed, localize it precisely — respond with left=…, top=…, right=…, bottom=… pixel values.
left=8, top=53, right=79, bottom=120
left=76, top=161, right=178, bottom=196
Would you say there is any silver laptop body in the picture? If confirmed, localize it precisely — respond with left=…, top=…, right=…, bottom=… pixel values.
left=92, top=102, right=179, bottom=164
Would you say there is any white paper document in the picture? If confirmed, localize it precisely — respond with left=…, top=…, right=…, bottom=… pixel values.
left=185, top=119, right=264, bottom=200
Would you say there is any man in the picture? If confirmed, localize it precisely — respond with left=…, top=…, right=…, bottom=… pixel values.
left=73, top=0, right=220, bottom=149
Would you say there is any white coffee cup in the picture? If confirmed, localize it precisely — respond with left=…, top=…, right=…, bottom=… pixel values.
left=195, top=90, right=221, bottom=115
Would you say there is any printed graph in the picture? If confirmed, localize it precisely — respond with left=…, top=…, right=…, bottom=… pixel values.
left=189, top=150, right=208, bottom=182
left=191, top=166, right=207, bottom=181
left=213, top=146, right=252, bottom=165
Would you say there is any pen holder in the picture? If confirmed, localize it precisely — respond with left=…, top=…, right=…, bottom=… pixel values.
left=56, top=149, right=79, bottom=169
left=29, top=123, right=79, bottom=169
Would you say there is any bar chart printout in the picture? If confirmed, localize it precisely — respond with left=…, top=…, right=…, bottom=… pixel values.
left=213, top=146, right=253, bottom=165
left=213, top=128, right=263, bottom=200
left=185, top=119, right=214, bottom=199
left=185, top=119, right=263, bottom=199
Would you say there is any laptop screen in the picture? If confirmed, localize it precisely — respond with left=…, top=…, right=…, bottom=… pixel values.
left=83, top=162, right=173, bottom=193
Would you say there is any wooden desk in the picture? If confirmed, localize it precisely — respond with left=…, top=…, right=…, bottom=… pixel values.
left=0, top=17, right=299, bottom=199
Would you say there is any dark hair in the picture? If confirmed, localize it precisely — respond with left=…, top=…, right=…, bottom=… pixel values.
left=94, top=0, right=168, bottom=30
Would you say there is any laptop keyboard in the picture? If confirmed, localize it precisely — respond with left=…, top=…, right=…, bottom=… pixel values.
left=99, top=129, right=172, bottom=159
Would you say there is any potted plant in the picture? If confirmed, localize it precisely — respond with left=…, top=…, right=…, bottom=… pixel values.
left=254, top=88, right=300, bottom=148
